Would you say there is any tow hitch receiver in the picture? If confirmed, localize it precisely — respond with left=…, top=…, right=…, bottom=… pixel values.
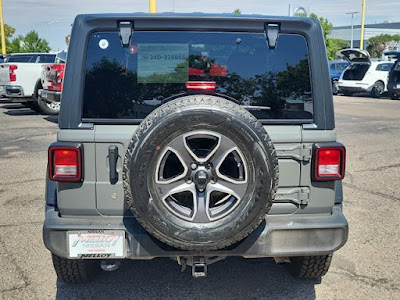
left=177, top=256, right=230, bottom=278
left=177, top=256, right=226, bottom=278
left=192, top=258, right=207, bottom=278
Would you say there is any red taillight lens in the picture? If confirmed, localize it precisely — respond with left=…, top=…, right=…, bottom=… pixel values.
left=9, top=65, right=17, bottom=82
left=186, top=81, right=216, bottom=90
left=49, top=146, right=82, bottom=181
left=314, top=146, right=345, bottom=181
left=44, top=64, right=64, bottom=91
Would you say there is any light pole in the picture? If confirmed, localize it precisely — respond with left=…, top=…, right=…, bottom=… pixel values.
left=360, top=0, right=366, bottom=50
left=0, top=0, right=6, bottom=54
left=149, top=0, right=157, bottom=13
left=46, top=20, right=60, bottom=51
left=346, top=12, right=359, bottom=48
left=46, top=20, right=60, bottom=41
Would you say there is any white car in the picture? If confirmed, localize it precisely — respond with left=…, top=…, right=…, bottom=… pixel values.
left=337, top=49, right=393, bottom=98
left=0, top=53, right=65, bottom=113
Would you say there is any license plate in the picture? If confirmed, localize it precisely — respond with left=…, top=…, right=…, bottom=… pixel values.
left=68, top=230, right=125, bottom=259
left=397, top=84, right=400, bottom=89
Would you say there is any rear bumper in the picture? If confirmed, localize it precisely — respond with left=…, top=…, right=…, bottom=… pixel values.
left=43, top=205, right=348, bottom=259
left=388, top=83, right=400, bottom=94
left=39, top=89, right=61, bottom=102
left=338, top=85, right=371, bottom=93
left=0, top=85, right=26, bottom=97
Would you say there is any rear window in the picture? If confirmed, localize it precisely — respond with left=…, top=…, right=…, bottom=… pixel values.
left=39, top=54, right=56, bottom=63
left=7, top=54, right=38, bottom=63
left=376, top=63, right=392, bottom=71
left=56, top=52, right=67, bottom=63
left=83, top=31, right=313, bottom=121
left=336, top=62, right=348, bottom=71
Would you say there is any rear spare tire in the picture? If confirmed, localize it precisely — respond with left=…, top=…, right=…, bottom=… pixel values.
left=123, top=95, right=278, bottom=250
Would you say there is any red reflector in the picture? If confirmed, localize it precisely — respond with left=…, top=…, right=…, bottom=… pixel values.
left=186, top=81, right=216, bottom=90
left=314, top=146, right=345, bottom=181
left=49, top=146, right=82, bottom=181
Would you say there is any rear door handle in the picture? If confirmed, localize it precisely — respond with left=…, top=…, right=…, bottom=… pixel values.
left=108, top=145, right=119, bottom=184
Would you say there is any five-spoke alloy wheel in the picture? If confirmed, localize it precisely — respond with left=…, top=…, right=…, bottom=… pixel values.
left=155, top=130, right=248, bottom=223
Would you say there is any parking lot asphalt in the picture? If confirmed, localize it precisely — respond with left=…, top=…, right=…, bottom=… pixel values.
left=0, top=96, right=399, bottom=300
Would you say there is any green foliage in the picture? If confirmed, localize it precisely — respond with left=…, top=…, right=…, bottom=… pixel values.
left=309, top=13, right=332, bottom=41
left=9, top=30, right=50, bottom=54
left=8, top=35, right=24, bottom=53
left=0, top=23, right=16, bottom=53
left=367, top=34, right=400, bottom=58
left=327, top=38, right=350, bottom=60
left=233, top=9, right=241, bottom=14
left=309, top=13, right=349, bottom=60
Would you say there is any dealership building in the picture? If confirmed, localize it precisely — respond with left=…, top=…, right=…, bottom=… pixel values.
left=329, top=22, right=400, bottom=50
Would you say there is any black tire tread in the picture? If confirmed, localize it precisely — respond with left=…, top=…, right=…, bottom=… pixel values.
left=123, top=95, right=279, bottom=250
left=289, top=254, right=333, bottom=279
left=52, top=254, right=96, bottom=283
left=389, top=92, right=400, bottom=100
left=370, top=81, right=384, bottom=98
left=33, top=79, right=60, bottom=115
left=37, top=98, right=60, bottom=115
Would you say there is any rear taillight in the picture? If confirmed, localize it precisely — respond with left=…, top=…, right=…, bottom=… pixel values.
left=43, top=64, right=64, bottom=91
left=9, top=65, right=17, bottom=82
left=314, top=144, right=346, bottom=181
left=48, top=146, right=82, bottom=181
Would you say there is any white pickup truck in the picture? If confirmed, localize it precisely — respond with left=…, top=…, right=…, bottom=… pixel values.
left=0, top=52, right=66, bottom=113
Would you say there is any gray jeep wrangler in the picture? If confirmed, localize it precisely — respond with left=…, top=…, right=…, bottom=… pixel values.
left=43, top=13, right=348, bottom=283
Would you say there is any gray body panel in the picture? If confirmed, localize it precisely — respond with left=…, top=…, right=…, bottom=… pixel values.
left=55, top=126, right=338, bottom=217
left=44, top=13, right=347, bottom=259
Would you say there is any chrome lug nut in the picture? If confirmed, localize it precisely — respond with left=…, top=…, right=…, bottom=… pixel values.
left=190, top=163, right=198, bottom=170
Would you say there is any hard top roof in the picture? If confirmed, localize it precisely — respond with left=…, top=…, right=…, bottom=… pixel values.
left=76, top=12, right=313, bottom=21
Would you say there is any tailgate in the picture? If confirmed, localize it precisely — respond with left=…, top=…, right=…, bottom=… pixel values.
left=92, top=125, right=303, bottom=216
left=0, top=64, right=10, bottom=83
left=56, top=125, right=337, bottom=217
left=0, top=63, right=42, bottom=96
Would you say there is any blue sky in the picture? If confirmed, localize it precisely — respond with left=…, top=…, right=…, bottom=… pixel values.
left=4, top=0, right=400, bottom=51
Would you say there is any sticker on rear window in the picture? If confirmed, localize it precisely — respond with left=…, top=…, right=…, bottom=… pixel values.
left=99, top=39, right=109, bottom=49
left=137, top=43, right=189, bottom=83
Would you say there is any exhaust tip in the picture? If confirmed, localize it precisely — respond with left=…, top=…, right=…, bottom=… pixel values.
left=101, top=260, right=120, bottom=272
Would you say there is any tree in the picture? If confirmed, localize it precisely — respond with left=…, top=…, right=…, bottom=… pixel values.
left=309, top=13, right=349, bottom=60
left=327, top=38, right=350, bottom=60
left=8, top=34, right=23, bottom=53
left=9, top=31, right=50, bottom=53
left=0, top=23, right=16, bottom=53
left=233, top=9, right=241, bottom=14
left=367, top=34, right=400, bottom=58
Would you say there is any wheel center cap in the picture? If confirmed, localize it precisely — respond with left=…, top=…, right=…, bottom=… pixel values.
left=194, top=170, right=209, bottom=192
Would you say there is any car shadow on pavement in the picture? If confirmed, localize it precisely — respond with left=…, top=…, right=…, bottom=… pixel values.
left=44, top=115, right=59, bottom=124
left=1, top=101, right=39, bottom=115
left=3, top=108, right=38, bottom=116
left=55, top=257, right=318, bottom=300
left=1, top=101, right=59, bottom=124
